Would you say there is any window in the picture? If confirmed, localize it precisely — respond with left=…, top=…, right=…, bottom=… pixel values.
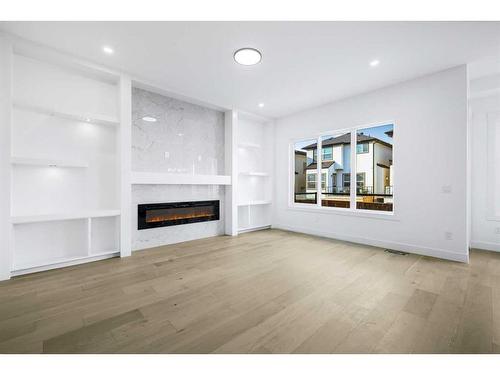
left=343, top=173, right=350, bottom=188
left=319, top=133, right=351, bottom=208
left=321, top=172, right=327, bottom=191
left=356, top=124, right=394, bottom=211
left=356, top=172, right=366, bottom=191
left=291, top=123, right=394, bottom=213
left=293, top=139, right=317, bottom=204
left=357, top=143, right=369, bottom=153
left=322, top=147, right=333, bottom=161
left=307, top=173, right=316, bottom=190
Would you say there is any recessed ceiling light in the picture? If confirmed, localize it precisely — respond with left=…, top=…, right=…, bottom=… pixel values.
left=85, top=118, right=91, bottom=122
left=178, top=133, right=184, bottom=137
left=234, top=48, right=262, bottom=66
left=142, top=116, right=157, bottom=122
left=102, top=46, right=114, bottom=55
left=258, top=103, right=265, bottom=108
left=369, top=59, right=380, bottom=67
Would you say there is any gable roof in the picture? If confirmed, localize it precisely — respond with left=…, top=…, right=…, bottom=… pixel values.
left=302, top=133, right=392, bottom=150
left=305, top=161, right=335, bottom=170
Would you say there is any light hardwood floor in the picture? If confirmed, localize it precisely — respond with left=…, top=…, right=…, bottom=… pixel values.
left=1, top=229, right=499, bottom=353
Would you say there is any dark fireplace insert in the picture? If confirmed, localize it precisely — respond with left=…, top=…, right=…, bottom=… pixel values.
left=138, top=200, right=220, bottom=230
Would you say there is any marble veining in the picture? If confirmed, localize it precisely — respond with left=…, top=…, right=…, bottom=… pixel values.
left=131, top=88, right=226, bottom=250
left=132, top=87, right=224, bottom=175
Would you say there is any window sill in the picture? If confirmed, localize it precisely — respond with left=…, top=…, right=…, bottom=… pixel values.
left=287, top=204, right=400, bottom=221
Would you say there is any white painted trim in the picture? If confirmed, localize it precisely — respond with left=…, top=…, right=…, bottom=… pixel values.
left=0, top=36, right=12, bottom=281
left=238, top=225, right=271, bottom=234
left=239, top=172, right=269, bottom=177
left=119, top=75, right=132, bottom=258
left=11, top=252, right=119, bottom=276
left=131, top=171, right=231, bottom=185
left=237, top=200, right=272, bottom=206
left=224, top=110, right=238, bottom=236
left=273, top=223, right=469, bottom=263
left=286, top=205, right=398, bottom=221
left=470, top=240, right=500, bottom=252
left=486, top=112, right=500, bottom=221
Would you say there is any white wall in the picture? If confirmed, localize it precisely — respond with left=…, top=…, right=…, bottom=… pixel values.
left=273, top=66, right=469, bottom=262
left=470, top=93, right=500, bottom=252
left=0, top=36, right=12, bottom=280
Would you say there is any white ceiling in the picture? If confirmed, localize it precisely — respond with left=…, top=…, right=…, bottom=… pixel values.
left=1, top=21, right=500, bottom=118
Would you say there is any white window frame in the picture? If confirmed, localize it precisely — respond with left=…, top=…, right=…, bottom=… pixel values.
left=289, top=121, right=396, bottom=219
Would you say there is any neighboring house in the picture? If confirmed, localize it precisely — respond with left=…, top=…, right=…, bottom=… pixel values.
left=302, top=132, right=393, bottom=195
left=294, top=150, right=307, bottom=193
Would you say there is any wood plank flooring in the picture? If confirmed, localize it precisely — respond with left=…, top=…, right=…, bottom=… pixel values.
left=1, top=229, right=499, bottom=353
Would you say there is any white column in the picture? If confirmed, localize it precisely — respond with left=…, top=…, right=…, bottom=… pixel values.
left=119, top=75, right=132, bottom=257
left=225, top=110, right=238, bottom=235
left=0, top=35, right=12, bottom=280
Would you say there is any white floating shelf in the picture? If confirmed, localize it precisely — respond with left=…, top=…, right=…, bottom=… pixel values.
left=238, top=200, right=272, bottom=206
left=131, top=171, right=231, bottom=185
left=238, top=142, right=261, bottom=149
left=12, top=251, right=119, bottom=275
left=239, top=172, right=269, bottom=177
left=11, top=157, right=89, bottom=168
left=13, top=101, right=119, bottom=126
left=11, top=210, right=121, bottom=224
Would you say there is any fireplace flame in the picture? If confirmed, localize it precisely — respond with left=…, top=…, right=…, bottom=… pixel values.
left=146, top=211, right=214, bottom=223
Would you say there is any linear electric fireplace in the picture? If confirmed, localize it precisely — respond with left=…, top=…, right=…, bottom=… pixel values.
left=138, top=200, right=220, bottom=230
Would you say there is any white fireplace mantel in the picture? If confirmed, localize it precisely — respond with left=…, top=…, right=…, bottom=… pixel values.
left=130, top=171, right=231, bottom=186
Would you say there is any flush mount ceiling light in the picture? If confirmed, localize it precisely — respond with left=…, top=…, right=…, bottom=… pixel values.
left=102, top=46, right=114, bottom=55
left=258, top=103, right=265, bottom=108
left=142, top=116, right=157, bottom=122
left=369, top=59, right=380, bottom=67
left=234, top=48, right=262, bottom=66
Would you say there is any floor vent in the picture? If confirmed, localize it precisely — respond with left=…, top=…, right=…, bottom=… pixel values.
left=385, top=249, right=409, bottom=256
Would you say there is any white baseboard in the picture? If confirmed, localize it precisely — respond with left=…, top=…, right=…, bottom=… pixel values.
left=470, top=240, right=500, bottom=252
left=272, top=223, right=469, bottom=263
left=238, top=225, right=271, bottom=234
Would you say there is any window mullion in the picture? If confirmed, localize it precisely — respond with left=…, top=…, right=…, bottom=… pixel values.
left=350, top=130, right=356, bottom=210
left=316, top=136, right=322, bottom=207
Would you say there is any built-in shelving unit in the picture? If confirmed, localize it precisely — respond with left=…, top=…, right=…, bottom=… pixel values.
left=131, top=171, right=231, bottom=185
left=11, top=157, right=89, bottom=168
left=235, top=113, right=274, bottom=233
left=10, top=210, right=121, bottom=224
left=5, top=46, right=123, bottom=276
left=13, top=101, right=119, bottom=127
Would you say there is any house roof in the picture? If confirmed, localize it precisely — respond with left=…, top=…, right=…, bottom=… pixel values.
left=294, top=150, right=307, bottom=156
left=302, top=132, right=392, bottom=150
left=305, top=161, right=335, bottom=170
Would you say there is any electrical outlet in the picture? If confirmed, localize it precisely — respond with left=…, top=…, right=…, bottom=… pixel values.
left=495, top=227, right=500, bottom=235
left=164, top=151, right=170, bottom=159
left=441, top=185, right=452, bottom=193
left=445, top=232, right=453, bottom=240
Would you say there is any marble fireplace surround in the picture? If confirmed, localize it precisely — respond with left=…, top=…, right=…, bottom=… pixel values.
left=131, top=87, right=226, bottom=251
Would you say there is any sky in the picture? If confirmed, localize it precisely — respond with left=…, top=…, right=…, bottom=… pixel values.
left=294, top=123, right=394, bottom=151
